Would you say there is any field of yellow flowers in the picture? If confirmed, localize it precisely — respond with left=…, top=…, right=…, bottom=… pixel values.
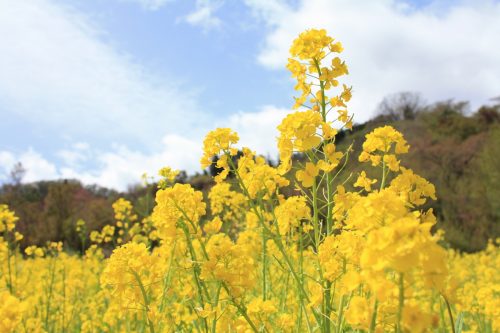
left=1, top=29, right=499, bottom=333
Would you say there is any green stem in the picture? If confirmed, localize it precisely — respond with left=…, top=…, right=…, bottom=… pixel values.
left=369, top=299, right=378, bottom=333
left=323, top=281, right=333, bottom=333
left=131, top=270, right=155, bottom=333
left=179, top=221, right=211, bottom=309
left=297, top=230, right=304, bottom=330
left=442, top=295, right=456, bottom=333
left=221, top=283, right=260, bottom=333
left=326, top=172, right=333, bottom=235
left=312, top=180, right=320, bottom=249
left=313, top=58, right=334, bottom=236
left=380, top=159, right=387, bottom=190
left=313, top=59, right=327, bottom=121
left=211, top=283, right=222, bottom=333
left=44, top=257, right=57, bottom=332
left=262, top=224, right=267, bottom=300
left=336, top=295, right=346, bottom=333
left=397, top=273, right=404, bottom=333
left=6, top=243, right=13, bottom=293
left=159, top=241, right=177, bottom=312
left=62, top=266, right=66, bottom=332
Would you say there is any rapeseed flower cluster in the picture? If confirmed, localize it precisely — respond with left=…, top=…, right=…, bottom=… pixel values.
left=0, top=28, right=498, bottom=333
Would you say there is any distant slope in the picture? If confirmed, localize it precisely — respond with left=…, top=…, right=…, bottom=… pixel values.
left=334, top=101, right=500, bottom=251
left=1, top=100, right=499, bottom=252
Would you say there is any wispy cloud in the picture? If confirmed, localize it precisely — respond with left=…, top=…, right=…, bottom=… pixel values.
left=183, top=0, right=224, bottom=32
left=0, top=0, right=206, bottom=148
left=0, top=0, right=212, bottom=189
left=117, top=0, right=174, bottom=11
left=226, top=105, right=288, bottom=160
left=57, top=142, right=92, bottom=168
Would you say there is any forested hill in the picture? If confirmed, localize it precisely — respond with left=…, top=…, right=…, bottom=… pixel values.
left=2, top=97, right=499, bottom=252
left=334, top=98, right=500, bottom=252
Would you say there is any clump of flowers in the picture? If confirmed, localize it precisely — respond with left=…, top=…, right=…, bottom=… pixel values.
left=0, top=204, right=19, bottom=233
left=152, top=183, right=206, bottom=240
left=200, top=127, right=239, bottom=182
left=0, top=292, right=25, bottom=332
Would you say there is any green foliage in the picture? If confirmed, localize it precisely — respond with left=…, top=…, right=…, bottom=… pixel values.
left=0, top=180, right=117, bottom=250
left=334, top=100, right=500, bottom=251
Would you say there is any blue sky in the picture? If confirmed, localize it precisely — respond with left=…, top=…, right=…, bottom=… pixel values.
left=1, top=0, right=499, bottom=190
left=69, top=0, right=292, bottom=115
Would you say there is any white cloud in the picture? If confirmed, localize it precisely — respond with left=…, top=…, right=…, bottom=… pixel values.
left=225, top=105, right=288, bottom=160
left=246, top=0, right=500, bottom=122
left=118, top=0, right=173, bottom=10
left=58, top=134, right=203, bottom=190
left=0, top=149, right=58, bottom=183
left=57, top=142, right=92, bottom=167
left=0, top=136, right=200, bottom=191
left=0, top=152, right=16, bottom=179
left=0, top=127, right=207, bottom=190
left=0, top=104, right=288, bottom=190
left=0, top=0, right=291, bottom=190
left=243, top=0, right=292, bottom=25
left=183, top=0, right=223, bottom=31
left=0, top=0, right=206, bottom=147
left=0, top=0, right=217, bottom=190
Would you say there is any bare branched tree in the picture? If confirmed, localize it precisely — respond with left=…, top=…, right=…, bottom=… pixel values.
left=376, top=92, right=425, bottom=121
left=9, top=162, right=26, bottom=186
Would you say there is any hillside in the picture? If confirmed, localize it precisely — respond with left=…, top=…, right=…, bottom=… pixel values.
left=1, top=98, right=499, bottom=252
left=334, top=99, right=500, bottom=251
